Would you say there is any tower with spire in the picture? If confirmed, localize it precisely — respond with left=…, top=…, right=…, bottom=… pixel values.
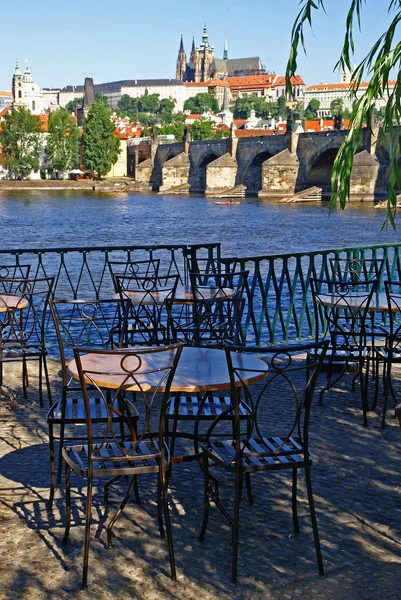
left=11, top=60, right=43, bottom=114
left=223, top=39, right=228, bottom=61
left=194, top=22, right=215, bottom=82
left=176, top=35, right=187, bottom=81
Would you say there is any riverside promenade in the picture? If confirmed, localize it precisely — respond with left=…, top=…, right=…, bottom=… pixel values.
left=0, top=359, right=400, bottom=600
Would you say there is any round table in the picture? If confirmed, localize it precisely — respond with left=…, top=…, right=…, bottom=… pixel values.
left=113, top=285, right=234, bottom=305
left=68, top=346, right=268, bottom=393
left=318, top=292, right=392, bottom=313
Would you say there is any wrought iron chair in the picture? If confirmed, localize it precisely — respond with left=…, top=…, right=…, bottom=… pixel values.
left=113, top=274, right=179, bottom=346
left=309, top=277, right=377, bottom=426
left=189, top=269, right=249, bottom=301
left=0, top=264, right=31, bottom=280
left=47, top=298, right=138, bottom=508
left=329, top=257, right=385, bottom=285
left=373, top=281, right=401, bottom=427
left=63, top=343, right=183, bottom=590
left=0, top=277, right=54, bottom=406
left=185, top=255, right=238, bottom=284
left=164, top=297, right=251, bottom=465
left=199, top=340, right=328, bottom=583
left=107, top=258, right=160, bottom=292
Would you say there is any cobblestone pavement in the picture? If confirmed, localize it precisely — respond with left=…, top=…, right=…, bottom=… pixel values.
left=0, top=358, right=400, bottom=600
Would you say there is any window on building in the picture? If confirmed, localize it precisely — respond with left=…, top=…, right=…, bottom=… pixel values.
left=18, top=91, right=22, bottom=99
left=32, top=101, right=36, bottom=111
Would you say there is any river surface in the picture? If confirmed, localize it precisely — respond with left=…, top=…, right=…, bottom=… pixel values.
left=0, top=190, right=399, bottom=256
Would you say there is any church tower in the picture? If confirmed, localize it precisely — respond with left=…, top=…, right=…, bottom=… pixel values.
left=194, top=22, right=215, bottom=82
left=176, top=35, right=187, bottom=81
left=12, top=61, right=24, bottom=107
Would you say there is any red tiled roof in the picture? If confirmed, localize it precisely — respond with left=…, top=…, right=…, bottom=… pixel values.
left=226, top=75, right=276, bottom=88
left=186, top=114, right=202, bottom=120
left=271, top=75, right=304, bottom=87
left=38, top=114, right=48, bottom=132
left=0, top=91, right=13, bottom=97
left=0, top=106, right=12, bottom=120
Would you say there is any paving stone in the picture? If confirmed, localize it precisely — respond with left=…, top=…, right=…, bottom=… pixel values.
left=0, top=361, right=400, bottom=599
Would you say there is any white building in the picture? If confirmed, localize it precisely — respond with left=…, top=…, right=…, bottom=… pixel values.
left=12, top=62, right=45, bottom=115
left=304, top=68, right=395, bottom=116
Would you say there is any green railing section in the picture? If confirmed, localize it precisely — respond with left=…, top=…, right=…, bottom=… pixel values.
left=1, top=240, right=400, bottom=346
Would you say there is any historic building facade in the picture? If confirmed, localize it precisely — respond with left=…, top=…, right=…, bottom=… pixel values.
left=12, top=62, right=44, bottom=115
left=176, top=24, right=265, bottom=83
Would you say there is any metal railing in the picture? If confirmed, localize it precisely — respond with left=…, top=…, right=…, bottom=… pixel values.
left=1, top=240, right=399, bottom=347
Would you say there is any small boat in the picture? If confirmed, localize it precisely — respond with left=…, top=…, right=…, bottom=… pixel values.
left=212, top=200, right=240, bottom=205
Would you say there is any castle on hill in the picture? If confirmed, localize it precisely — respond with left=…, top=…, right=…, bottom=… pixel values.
left=176, top=23, right=265, bottom=83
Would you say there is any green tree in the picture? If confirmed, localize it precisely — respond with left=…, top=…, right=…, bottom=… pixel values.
left=95, top=92, right=109, bottom=106
left=286, top=0, right=401, bottom=225
left=184, top=93, right=219, bottom=114
left=330, top=98, right=345, bottom=117
left=0, top=106, right=42, bottom=179
left=304, top=99, right=320, bottom=119
left=190, top=118, right=214, bottom=141
left=65, top=97, right=83, bottom=114
left=158, top=98, right=175, bottom=124
left=276, top=95, right=288, bottom=119
left=117, top=94, right=139, bottom=119
left=82, top=101, right=120, bottom=179
left=233, top=97, right=255, bottom=119
left=139, top=90, right=160, bottom=113
left=46, top=109, right=80, bottom=177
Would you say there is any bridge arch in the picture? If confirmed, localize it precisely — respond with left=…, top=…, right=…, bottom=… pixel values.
left=197, top=153, right=220, bottom=191
left=306, top=144, right=342, bottom=191
left=246, top=151, right=274, bottom=194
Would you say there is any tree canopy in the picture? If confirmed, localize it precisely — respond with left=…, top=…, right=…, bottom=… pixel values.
left=117, top=93, right=175, bottom=125
left=190, top=118, right=214, bottom=141
left=0, top=107, right=42, bottom=179
left=65, top=97, right=83, bottom=114
left=82, top=101, right=120, bottom=179
left=46, top=109, right=80, bottom=177
left=184, top=93, right=219, bottom=114
left=286, top=0, right=401, bottom=226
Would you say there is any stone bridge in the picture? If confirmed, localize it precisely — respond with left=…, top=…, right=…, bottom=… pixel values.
left=129, top=127, right=389, bottom=199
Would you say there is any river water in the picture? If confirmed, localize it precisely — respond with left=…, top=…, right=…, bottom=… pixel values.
left=0, top=190, right=399, bottom=256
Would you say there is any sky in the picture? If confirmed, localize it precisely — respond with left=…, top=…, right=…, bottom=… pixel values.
left=0, top=0, right=394, bottom=91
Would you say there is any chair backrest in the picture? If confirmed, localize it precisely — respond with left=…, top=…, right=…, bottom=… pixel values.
left=384, top=281, right=401, bottom=348
left=0, top=277, right=55, bottom=346
left=216, top=340, right=329, bottom=456
left=166, top=297, right=245, bottom=348
left=0, top=264, right=31, bottom=281
left=310, top=277, right=377, bottom=345
left=73, top=343, right=183, bottom=466
left=108, top=259, right=160, bottom=291
left=49, top=298, right=130, bottom=387
left=329, top=258, right=384, bottom=288
left=189, top=270, right=249, bottom=302
left=114, top=274, right=179, bottom=346
left=186, top=256, right=238, bottom=281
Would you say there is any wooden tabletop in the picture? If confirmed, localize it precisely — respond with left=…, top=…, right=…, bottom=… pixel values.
left=0, top=294, right=28, bottom=313
left=318, top=292, right=395, bottom=313
left=113, top=285, right=234, bottom=305
left=68, top=346, right=268, bottom=393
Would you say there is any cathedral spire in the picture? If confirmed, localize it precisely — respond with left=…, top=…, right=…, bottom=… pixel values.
left=223, top=38, right=228, bottom=61
left=179, top=34, right=185, bottom=54
left=200, top=21, right=210, bottom=49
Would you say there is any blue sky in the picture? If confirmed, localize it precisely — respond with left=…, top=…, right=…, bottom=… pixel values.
left=0, top=0, right=393, bottom=90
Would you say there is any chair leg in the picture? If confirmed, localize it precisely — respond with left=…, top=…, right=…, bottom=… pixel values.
left=62, top=462, right=71, bottom=544
left=106, top=475, right=136, bottom=549
left=38, top=357, right=43, bottom=407
left=304, top=465, right=324, bottom=576
left=160, top=469, right=176, bottom=580
left=382, top=360, right=391, bottom=429
left=157, top=476, right=165, bottom=540
left=22, top=358, right=28, bottom=399
left=81, top=476, right=93, bottom=590
left=57, top=423, right=65, bottom=484
left=359, top=358, right=369, bottom=427
left=199, top=454, right=210, bottom=542
left=292, top=469, right=300, bottom=533
left=48, top=422, right=55, bottom=510
left=104, top=475, right=121, bottom=504
left=231, top=465, right=242, bottom=584
left=43, top=355, right=52, bottom=406
left=319, top=363, right=347, bottom=405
